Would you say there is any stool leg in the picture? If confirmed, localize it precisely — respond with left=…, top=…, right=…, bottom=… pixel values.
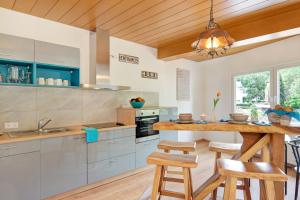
left=212, top=152, right=221, bottom=200
left=243, top=178, right=252, bottom=200
left=223, top=177, right=237, bottom=200
left=151, top=165, right=163, bottom=200
left=295, top=165, right=300, bottom=200
left=188, top=169, right=193, bottom=197
left=284, top=143, right=287, bottom=195
left=183, top=168, right=191, bottom=200
left=259, top=180, right=269, bottom=200
left=158, top=166, right=166, bottom=200
left=264, top=180, right=275, bottom=200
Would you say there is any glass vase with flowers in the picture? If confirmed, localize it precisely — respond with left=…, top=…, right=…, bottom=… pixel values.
left=211, top=91, right=221, bottom=122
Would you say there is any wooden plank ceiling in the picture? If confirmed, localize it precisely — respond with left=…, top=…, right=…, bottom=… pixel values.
left=1, top=0, right=300, bottom=61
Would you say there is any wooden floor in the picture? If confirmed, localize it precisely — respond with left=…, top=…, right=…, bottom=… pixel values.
left=47, top=141, right=298, bottom=200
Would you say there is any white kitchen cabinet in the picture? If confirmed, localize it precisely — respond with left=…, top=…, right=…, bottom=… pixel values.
left=0, top=141, right=40, bottom=200
left=88, top=136, right=135, bottom=163
left=0, top=33, right=34, bottom=62
left=41, top=135, right=87, bottom=198
left=87, top=128, right=136, bottom=183
left=35, top=40, right=80, bottom=67
left=160, top=131, right=178, bottom=141
left=88, top=153, right=135, bottom=184
left=136, top=139, right=159, bottom=168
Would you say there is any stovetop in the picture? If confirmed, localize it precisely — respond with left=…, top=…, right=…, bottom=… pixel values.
left=83, top=122, right=125, bottom=129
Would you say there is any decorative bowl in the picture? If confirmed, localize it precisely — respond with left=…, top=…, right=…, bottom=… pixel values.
left=267, top=112, right=281, bottom=123
left=179, top=113, right=193, bottom=121
left=229, top=113, right=249, bottom=122
left=130, top=101, right=145, bottom=108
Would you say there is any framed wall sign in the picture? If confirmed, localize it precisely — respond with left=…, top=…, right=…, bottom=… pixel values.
left=141, top=71, right=158, bottom=79
left=119, top=53, right=139, bottom=64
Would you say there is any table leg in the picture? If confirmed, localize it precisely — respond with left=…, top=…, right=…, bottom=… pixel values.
left=194, top=132, right=267, bottom=200
left=260, top=143, right=271, bottom=200
left=270, top=134, right=285, bottom=200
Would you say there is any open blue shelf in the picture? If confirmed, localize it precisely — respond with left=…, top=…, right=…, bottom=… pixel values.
left=0, top=58, right=80, bottom=88
left=0, top=59, right=34, bottom=85
left=36, top=63, right=80, bottom=87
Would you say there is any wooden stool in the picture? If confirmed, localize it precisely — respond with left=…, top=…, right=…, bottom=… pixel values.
left=147, top=152, right=198, bottom=200
left=208, top=142, right=250, bottom=199
left=218, top=159, right=288, bottom=200
left=158, top=140, right=196, bottom=176
left=158, top=140, right=196, bottom=154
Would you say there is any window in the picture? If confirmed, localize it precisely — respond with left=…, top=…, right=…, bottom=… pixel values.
left=277, top=66, right=300, bottom=123
left=233, top=65, right=300, bottom=123
left=234, top=71, right=271, bottom=121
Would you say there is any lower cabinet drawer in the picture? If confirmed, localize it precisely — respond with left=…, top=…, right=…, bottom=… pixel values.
left=0, top=140, right=40, bottom=158
left=135, top=139, right=159, bottom=168
left=88, top=153, right=135, bottom=184
left=88, top=136, right=135, bottom=163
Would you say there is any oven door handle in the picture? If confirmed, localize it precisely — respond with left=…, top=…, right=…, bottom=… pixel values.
left=139, top=117, right=158, bottom=121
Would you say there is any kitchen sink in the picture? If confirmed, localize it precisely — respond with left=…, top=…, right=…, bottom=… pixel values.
left=7, top=130, right=40, bottom=138
left=7, top=127, right=70, bottom=138
left=39, top=127, right=69, bottom=133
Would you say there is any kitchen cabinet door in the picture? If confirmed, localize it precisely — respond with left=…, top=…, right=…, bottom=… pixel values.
left=88, top=136, right=135, bottom=163
left=160, top=131, right=178, bottom=141
left=0, top=152, right=40, bottom=200
left=135, top=139, right=159, bottom=168
left=159, top=107, right=178, bottom=141
left=88, top=153, right=135, bottom=184
left=0, top=33, right=34, bottom=62
left=35, top=41, right=80, bottom=67
left=41, top=135, right=87, bottom=198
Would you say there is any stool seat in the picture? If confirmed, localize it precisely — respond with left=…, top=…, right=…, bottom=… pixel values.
left=158, top=140, right=196, bottom=153
left=147, top=152, right=198, bottom=168
left=209, top=142, right=241, bottom=155
left=218, top=159, right=288, bottom=181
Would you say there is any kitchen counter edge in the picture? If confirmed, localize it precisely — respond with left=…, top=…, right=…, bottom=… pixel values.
left=0, top=125, right=136, bottom=145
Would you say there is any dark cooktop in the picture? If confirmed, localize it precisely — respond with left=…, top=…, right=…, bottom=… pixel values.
left=83, top=122, right=125, bottom=129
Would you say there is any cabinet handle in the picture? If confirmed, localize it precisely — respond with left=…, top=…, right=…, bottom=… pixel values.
left=1, top=145, right=17, bottom=150
left=73, top=136, right=86, bottom=140
left=109, top=160, right=116, bottom=165
left=140, top=117, right=157, bottom=121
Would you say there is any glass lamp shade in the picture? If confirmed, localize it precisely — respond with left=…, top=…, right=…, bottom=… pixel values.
left=192, top=27, right=235, bottom=58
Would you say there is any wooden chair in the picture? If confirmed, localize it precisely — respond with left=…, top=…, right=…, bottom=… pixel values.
left=147, top=152, right=198, bottom=200
left=218, top=159, right=288, bottom=200
left=208, top=142, right=251, bottom=199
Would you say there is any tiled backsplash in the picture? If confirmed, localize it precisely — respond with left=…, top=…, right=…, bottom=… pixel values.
left=0, top=86, right=159, bottom=131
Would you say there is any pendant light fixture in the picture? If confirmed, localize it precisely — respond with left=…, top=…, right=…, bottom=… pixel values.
left=191, top=0, right=235, bottom=58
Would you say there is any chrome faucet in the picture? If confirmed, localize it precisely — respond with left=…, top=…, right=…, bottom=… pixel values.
left=38, top=118, right=52, bottom=132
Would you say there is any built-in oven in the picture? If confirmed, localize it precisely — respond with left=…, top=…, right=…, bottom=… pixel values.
left=135, top=109, right=160, bottom=143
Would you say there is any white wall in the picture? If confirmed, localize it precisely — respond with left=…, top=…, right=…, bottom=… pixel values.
left=0, top=8, right=205, bottom=141
left=199, top=35, right=300, bottom=143
left=0, top=8, right=90, bottom=83
left=110, top=37, right=205, bottom=141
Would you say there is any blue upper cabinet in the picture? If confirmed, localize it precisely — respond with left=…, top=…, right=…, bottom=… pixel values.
left=0, top=33, right=34, bottom=62
left=35, top=41, right=80, bottom=68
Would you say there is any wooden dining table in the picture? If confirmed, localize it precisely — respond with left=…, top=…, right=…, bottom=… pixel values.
left=153, top=122, right=300, bottom=200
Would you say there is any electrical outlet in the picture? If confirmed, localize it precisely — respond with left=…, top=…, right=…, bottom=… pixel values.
left=4, top=122, right=19, bottom=129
